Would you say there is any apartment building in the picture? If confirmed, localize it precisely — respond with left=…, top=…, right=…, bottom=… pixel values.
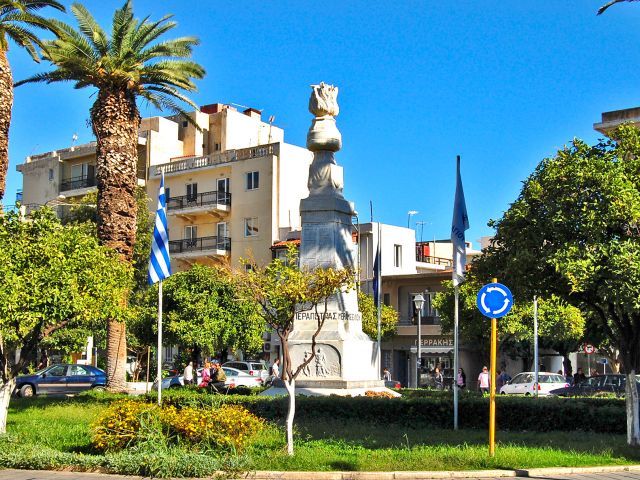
left=17, top=103, right=313, bottom=270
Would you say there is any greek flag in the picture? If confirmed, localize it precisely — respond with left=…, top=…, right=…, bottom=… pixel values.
left=451, top=156, right=469, bottom=287
left=148, top=172, right=171, bottom=285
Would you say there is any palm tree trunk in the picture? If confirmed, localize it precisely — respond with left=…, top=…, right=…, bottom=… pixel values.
left=91, top=88, right=140, bottom=392
left=0, top=49, right=14, bottom=205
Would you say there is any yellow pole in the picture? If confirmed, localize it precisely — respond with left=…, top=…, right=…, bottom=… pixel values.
left=489, top=278, right=498, bottom=457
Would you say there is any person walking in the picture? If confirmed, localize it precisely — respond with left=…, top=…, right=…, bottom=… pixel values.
left=477, top=366, right=490, bottom=394
left=573, top=367, right=587, bottom=385
left=383, top=367, right=392, bottom=381
left=456, top=367, right=466, bottom=389
left=183, top=361, right=194, bottom=385
left=270, top=358, right=280, bottom=378
left=433, top=366, right=444, bottom=390
left=199, top=361, right=211, bottom=387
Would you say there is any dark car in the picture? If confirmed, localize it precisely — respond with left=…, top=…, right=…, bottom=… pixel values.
left=548, top=374, right=640, bottom=397
left=15, top=364, right=106, bottom=397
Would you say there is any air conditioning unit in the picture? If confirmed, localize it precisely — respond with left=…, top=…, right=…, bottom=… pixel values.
left=263, top=342, right=272, bottom=353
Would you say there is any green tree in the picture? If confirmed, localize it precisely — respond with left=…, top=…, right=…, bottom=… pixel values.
left=157, top=264, right=264, bottom=362
left=0, top=0, right=64, bottom=204
left=433, top=277, right=585, bottom=370
left=237, top=249, right=354, bottom=455
left=358, top=290, right=398, bottom=340
left=16, top=1, right=205, bottom=390
left=473, top=125, right=640, bottom=445
left=0, top=209, right=132, bottom=433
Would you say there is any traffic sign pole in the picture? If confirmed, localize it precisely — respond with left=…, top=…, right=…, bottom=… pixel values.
left=489, top=315, right=497, bottom=457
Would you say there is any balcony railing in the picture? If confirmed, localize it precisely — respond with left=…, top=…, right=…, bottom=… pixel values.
left=167, top=191, right=231, bottom=211
left=415, top=249, right=453, bottom=267
left=150, top=143, right=280, bottom=178
left=169, top=236, right=231, bottom=255
left=60, top=175, right=97, bottom=192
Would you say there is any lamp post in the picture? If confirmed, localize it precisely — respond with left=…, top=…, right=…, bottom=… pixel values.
left=407, top=210, right=418, bottom=229
left=413, top=293, right=425, bottom=388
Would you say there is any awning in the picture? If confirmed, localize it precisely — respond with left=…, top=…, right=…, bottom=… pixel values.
left=421, top=347, right=453, bottom=354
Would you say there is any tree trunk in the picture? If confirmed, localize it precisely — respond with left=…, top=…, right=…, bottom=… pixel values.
left=91, top=88, right=140, bottom=392
left=284, top=377, right=296, bottom=456
left=0, top=378, right=16, bottom=435
left=626, top=371, right=640, bottom=446
left=0, top=49, right=14, bottom=204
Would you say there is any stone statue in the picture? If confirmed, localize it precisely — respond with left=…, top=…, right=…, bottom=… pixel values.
left=309, top=82, right=339, bottom=118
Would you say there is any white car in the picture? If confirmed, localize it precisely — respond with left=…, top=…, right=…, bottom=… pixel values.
left=499, top=372, right=569, bottom=396
left=153, top=366, right=262, bottom=391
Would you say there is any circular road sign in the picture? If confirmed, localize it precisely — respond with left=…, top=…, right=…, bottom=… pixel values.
left=476, top=283, right=513, bottom=319
left=583, top=344, right=595, bottom=355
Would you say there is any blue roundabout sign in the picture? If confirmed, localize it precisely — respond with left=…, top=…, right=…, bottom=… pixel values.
left=476, top=283, right=513, bottom=319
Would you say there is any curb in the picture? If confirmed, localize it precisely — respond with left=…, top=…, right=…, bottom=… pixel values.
left=2, top=465, right=640, bottom=480
left=243, top=465, right=640, bottom=480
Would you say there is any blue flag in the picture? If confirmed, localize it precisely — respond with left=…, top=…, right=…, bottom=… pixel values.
left=372, top=238, right=381, bottom=309
left=148, top=172, right=171, bottom=285
left=451, top=156, right=469, bottom=287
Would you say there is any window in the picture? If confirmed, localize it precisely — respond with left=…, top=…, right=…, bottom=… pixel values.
left=48, top=169, right=54, bottom=181
left=47, top=365, right=67, bottom=377
left=244, top=217, right=258, bottom=237
left=216, top=222, right=228, bottom=239
left=186, top=183, right=197, bottom=201
left=214, top=143, right=220, bottom=151
left=394, top=244, right=402, bottom=268
left=71, top=162, right=94, bottom=179
left=164, top=187, right=171, bottom=201
left=246, top=171, right=259, bottom=190
left=217, top=178, right=229, bottom=193
left=383, top=293, right=391, bottom=306
left=69, top=365, right=91, bottom=376
left=185, top=226, right=197, bottom=248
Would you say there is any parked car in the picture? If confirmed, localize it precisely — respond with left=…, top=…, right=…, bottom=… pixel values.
left=15, top=364, right=106, bottom=397
left=222, top=360, right=269, bottom=380
left=499, top=372, right=569, bottom=396
left=153, top=366, right=263, bottom=391
left=548, top=374, right=640, bottom=397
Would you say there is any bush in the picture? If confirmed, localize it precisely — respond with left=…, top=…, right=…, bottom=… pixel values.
left=148, top=389, right=627, bottom=434
left=92, top=399, right=264, bottom=452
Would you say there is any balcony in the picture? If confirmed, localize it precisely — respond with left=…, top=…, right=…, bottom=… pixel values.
left=149, top=143, right=280, bottom=178
left=167, top=191, right=230, bottom=220
left=60, top=175, right=97, bottom=192
left=169, top=236, right=231, bottom=260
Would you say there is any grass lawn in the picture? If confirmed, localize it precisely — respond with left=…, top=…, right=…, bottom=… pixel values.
left=1, top=394, right=639, bottom=476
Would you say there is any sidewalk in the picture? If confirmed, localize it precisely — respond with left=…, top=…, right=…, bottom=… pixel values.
left=1, top=465, right=640, bottom=480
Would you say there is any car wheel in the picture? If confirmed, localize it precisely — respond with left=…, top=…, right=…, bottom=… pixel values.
left=500, top=391, right=506, bottom=395
left=20, top=384, right=34, bottom=398
left=525, top=392, right=531, bottom=396
left=92, top=386, right=106, bottom=392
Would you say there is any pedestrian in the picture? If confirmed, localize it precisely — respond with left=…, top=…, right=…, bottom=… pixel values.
left=573, top=367, right=586, bottom=385
left=270, top=358, right=280, bottom=377
left=457, top=368, right=466, bottom=389
left=383, top=367, right=392, bottom=381
left=433, top=367, right=444, bottom=390
left=477, top=366, right=490, bottom=394
left=210, top=362, right=227, bottom=392
left=497, top=370, right=511, bottom=391
left=199, top=361, right=211, bottom=387
left=183, top=361, right=194, bottom=385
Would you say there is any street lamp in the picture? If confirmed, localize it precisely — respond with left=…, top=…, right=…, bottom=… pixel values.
left=407, top=210, right=418, bottom=228
left=413, top=293, right=425, bottom=388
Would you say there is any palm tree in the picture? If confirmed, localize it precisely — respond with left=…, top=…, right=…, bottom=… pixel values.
left=17, top=1, right=205, bottom=391
left=598, top=0, right=640, bottom=14
left=0, top=0, right=64, bottom=204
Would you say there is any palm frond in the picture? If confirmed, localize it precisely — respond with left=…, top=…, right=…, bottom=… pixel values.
left=598, top=0, right=640, bottom=14
left=20, top=0, right=64, bottom=12
left=3, top=23, right=40, bottom=60
left=70, top=3, right=108, bottom=55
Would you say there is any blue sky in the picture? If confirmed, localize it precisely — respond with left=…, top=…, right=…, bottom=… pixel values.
left=5, top=1, right=640, bottom=246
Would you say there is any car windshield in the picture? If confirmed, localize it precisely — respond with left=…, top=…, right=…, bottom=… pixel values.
left=251, top=363, right=264, bottom=370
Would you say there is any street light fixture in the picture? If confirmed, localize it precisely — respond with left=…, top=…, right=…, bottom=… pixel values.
left=407, top=210, right=418, bottom=229
left=413, top=293, right=425, bottom=388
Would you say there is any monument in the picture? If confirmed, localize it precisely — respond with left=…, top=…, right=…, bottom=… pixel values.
left=287, top=82, right=387, bottom=393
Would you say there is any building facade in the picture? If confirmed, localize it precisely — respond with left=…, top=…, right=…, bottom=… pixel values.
left=17, top=103, right=313, bottom=271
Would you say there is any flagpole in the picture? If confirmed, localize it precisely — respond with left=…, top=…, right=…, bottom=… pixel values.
left=376, top=222, right=382, bottom=380
left=157, top=280, right=163, bottom=406
left=454, top=284, right=459, bottom=429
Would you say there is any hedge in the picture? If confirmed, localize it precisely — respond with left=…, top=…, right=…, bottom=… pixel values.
left=145, top=390, right=628, bottom=434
